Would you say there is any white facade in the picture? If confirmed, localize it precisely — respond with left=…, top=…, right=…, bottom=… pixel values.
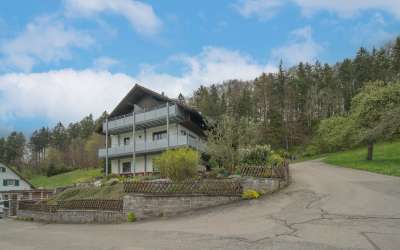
left=108, top=123, right=204, bottom=175
left=98, top=85, right=207, bottom=176
left=0, top=164, right=32, bottom=192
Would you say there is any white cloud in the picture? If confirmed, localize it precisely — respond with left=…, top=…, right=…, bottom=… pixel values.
left=350, top=13, right=396, bottom=47
left=136, top=47, right=277, bottom=95
left=0, top=69, right=135, bottom=124
left=270, top=26, right=322, bottom=65
left=0, top=16, right=93, bottom=72
left=294, top=0, right=400, bottom=19
left=0, top=47, right=276, bottom=125
left=234, top=0, right=400, bottom=19
left=64, top=0, right=162, bottom=35
left=93, top=57, right=119, bottom=70
left=233, top=0, right=285, bottom=20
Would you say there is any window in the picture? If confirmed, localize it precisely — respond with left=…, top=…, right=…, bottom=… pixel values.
left=152, top=159, right=159, bottom=172
left=0, top=167, right=5, bottom=172
left=180, top=130, right=187, bottom=136
left=123, top=137, right=130, bottom=145
left=3, top=179, right=19, bottom=186
left=152, top=131, right=167, bottom=141
left=122, top=162, right=131, bottom=173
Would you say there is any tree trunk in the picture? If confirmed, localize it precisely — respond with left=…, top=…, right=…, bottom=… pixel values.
left=366, top=142, right=374, bottom=161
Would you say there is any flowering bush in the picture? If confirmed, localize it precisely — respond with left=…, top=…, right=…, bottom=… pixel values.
left=153, top=148, right=199, bottom=182
left=240, top=145, right=271, bottom=166
left=127, top=212, right=136, bottom=222
left=242, top=189, right=260, bottom=199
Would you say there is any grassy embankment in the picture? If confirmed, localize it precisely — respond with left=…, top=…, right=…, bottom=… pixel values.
left=323, top=140, right=400, bottom=177
left=48, top=183, right=124, bottom=204
left=29, top=168, right=103, bottom=189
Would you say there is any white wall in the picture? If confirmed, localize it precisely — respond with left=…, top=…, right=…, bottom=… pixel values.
left=111, top=123, right=182, bottom=148
left=107, top=122, right=203, bottom=175
left=110, top=154, right=160, bottom=174
left=0, top=164, right=32, bottom=192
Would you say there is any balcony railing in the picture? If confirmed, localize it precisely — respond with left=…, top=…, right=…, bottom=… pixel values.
left=103, top=104, right=182, bottom=133
left=98, top=135, right=206, bottom=158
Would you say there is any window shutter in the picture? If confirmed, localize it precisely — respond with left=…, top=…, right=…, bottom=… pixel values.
left=3, top=180, right=7, bottom=186
left=15, top=180, right=19, bottom=186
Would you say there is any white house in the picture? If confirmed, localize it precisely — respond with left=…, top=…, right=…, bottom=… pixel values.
left=97, top=84, right=207, bottom=175
left=0, top=163, right=33, bottom=193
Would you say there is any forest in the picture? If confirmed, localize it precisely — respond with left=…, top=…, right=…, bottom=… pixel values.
left=1, top=37, right=400, bottom=174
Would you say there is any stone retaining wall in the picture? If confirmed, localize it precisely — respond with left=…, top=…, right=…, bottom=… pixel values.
left=240, top=177, right=288, bottom=194
left=17, top=209, right=126, bottom=224
left=16, top=177, right=290, bottom=223
left=123, top=194, right=241, bottom=219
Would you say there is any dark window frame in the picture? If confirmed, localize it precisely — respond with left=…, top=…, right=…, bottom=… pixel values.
left=152, top=130, right=167, bottom=141
left=123, top=137, right=130, bottom=145
left=3, top=179, right=19, bottom=186
left=122, top=162, right=131, bottom=173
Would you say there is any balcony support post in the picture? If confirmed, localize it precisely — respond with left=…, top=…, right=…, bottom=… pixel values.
left=132, top=111, right=136, bottom=175
left=144, top=127, right=147, bottom=174
left=167, top=102, right=170, bottom=149
left=105, top=117, right=109, bottom=176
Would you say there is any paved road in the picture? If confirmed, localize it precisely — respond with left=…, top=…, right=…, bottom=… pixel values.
left=2, top=160, right=400, bottom=250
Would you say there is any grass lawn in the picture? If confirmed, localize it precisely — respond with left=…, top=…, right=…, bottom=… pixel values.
left=48, top=183, right=124, bottom=204
left=30, top=168, right=103, bottom=189
left=324, top=140, right=400, bottom=177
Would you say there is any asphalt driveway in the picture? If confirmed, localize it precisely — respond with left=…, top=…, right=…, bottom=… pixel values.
left=1, top=160, right=400, bottom=250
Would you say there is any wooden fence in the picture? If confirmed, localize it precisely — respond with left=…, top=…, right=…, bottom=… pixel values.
left=124, top=180, right=243, bottom=196
left=240, top=161, right=289, bottom=179
left=19, top=199, right=123, bottom=212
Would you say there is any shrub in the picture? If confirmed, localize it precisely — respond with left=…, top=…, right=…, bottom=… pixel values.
left=242, top=189, right=260, bottom=199
left=268, top=153, right=284, bottom=167
left=208, top=167, right=230, bottom=178
left=153, top=148, right=199, bottom=182
left=240, top=145, right=271, bottom=166
left=312, top=116, right=357, bottom=154
left=46, top=163, right=71, bottom=177
left=127, top=212, right=136, bottom=222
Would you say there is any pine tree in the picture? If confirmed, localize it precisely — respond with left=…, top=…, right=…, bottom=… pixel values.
left=391, top=37, right=400, bottom=76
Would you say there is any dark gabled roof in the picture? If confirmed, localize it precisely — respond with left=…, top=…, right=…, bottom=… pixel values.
left=0, top=163, right=35, bottom=189
left=109, top=84, right=203, bottom=118
left=96, top=84, right=206, bottom=133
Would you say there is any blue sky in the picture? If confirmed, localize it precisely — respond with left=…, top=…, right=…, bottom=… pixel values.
left=0, top=0, right=400, bottom=136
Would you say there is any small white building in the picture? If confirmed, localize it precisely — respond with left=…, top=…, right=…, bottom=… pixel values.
left=0, top=163, right=33, bottom=193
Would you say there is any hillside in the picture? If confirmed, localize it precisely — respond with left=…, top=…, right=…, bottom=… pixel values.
left=30, top=168, right=103, bottom=189
left=324, top=140, right=400, bottom=176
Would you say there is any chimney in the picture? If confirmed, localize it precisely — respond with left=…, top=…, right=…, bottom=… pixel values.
left=161, top=91, right=165, bottom=96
